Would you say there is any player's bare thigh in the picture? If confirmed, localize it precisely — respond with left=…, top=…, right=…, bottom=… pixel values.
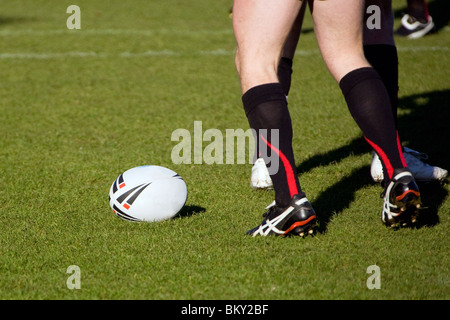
left=311, top=0, right=370, bottom=82
left=233, top=0, right=303, bottom=93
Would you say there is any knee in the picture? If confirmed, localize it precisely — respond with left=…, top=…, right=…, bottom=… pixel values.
left=235, top=50, right=279, bottom=79
left=234, top=46, right=281, bottom=92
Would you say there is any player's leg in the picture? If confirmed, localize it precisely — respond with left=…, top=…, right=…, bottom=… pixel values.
left=233, top=0, right=316, bottom=236
left=250, top=3, right=307, bottom=190
left=313, top=1, right=400, bottom=181
left=311, top=0, right=370, bottom=82
left=311, top=0, right=421, bottom=226
left=233, top=0, right=302, bottom=93
left=234, top=0, right=302, bottom=208
left=364, top=0, right=401, bottom=182
left=364, top=0, right=397, bottom=110
left=312, top=0, right=403, bottom=179
left=365, top=0, right=447, bottom=183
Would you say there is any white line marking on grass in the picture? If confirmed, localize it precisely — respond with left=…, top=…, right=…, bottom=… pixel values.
left=1, top=25, right=448, bottom=36
left=120, top=49, right=235, bottom=57
left=396, top=46, right=450, bottom=53
left=0, top=47, right=447, bottom=60
left=0, top=28, right=234, bottom=37
left=119, top=50, right=179, bottom=57
left=0, top=52, right=104, bottom=59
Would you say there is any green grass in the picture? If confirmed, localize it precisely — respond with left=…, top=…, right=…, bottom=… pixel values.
left=0, top=0, right=449, bottom=300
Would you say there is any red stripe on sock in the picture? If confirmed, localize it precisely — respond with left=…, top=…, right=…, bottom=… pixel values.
left=260, top=134, right=298, bottom=197
left=365, top=136, right=394, bottom=179
left=423, top=1, right=430, bottom=19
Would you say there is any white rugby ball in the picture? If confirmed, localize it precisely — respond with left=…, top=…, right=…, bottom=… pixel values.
left=108, top=166, right=187, bottom=222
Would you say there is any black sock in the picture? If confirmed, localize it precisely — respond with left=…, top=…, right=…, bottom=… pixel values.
left=364, top=44, right=399, bottom=129
left=278, top=47, right=400, bottom=127
left=277, top=57, right=293, bottom=97
left=243, top=83, right=303, bottom=207
left=339, top=67, right=407, bottom=181
left=251, top=57, right=293, bottom=167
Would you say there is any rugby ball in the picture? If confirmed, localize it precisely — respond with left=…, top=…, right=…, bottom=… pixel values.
left=108, top=166, right=187, bottom=222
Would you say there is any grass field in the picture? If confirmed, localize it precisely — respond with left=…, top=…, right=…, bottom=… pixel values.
left=0, top=0, right=449, bottom=301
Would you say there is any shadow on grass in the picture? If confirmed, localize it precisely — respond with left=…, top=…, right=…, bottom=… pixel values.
left=297, top=89, right=449, bottom=233
left=297, top=137, right=369, bottom=175
left=175, top=205, right=206, bottom=219
left=0, top=16, right=37, bottom=25
left=311, top=165, right=373, bottom=233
